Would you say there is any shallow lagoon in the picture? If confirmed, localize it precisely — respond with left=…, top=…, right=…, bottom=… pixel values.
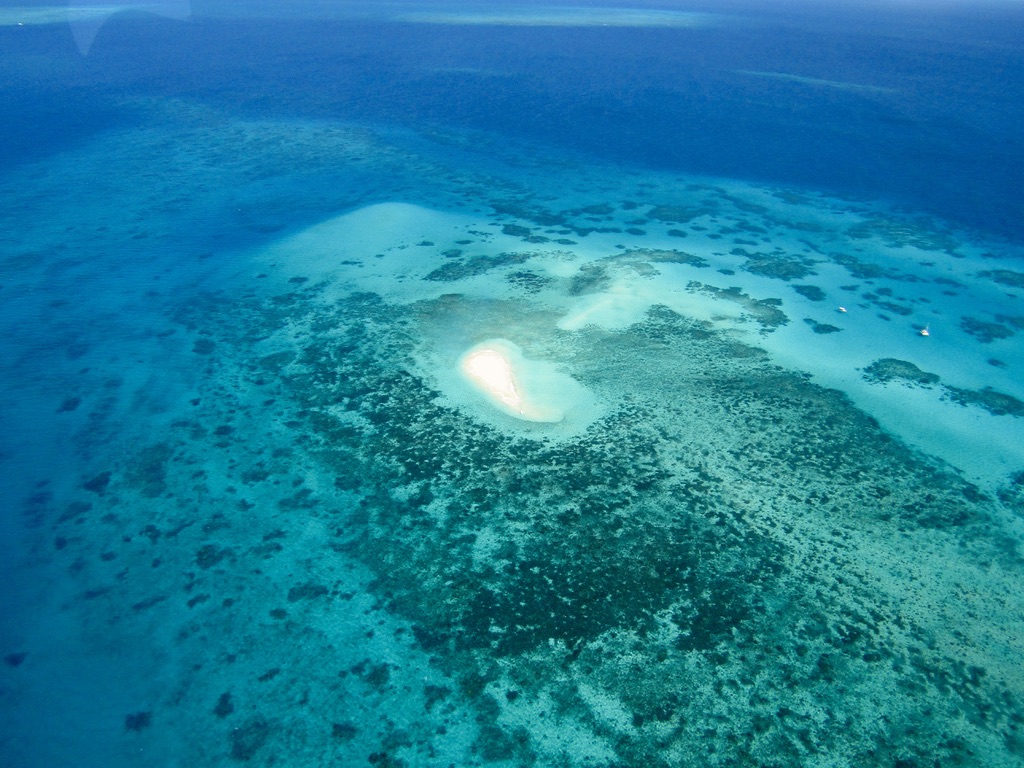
left=2, top=3, right=1024, bottom=767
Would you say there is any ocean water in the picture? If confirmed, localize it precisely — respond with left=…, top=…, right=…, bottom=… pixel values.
left=2, top=1, right=1023, bottom=766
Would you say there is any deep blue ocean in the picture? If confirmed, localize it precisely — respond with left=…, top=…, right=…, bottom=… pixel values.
left=2, top=2, right=1024, bottom=766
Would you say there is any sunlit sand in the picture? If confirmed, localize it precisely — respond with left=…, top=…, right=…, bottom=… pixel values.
left=458, top=340, right=565, bottom=422
left=462, top=349, right=522, bottom=410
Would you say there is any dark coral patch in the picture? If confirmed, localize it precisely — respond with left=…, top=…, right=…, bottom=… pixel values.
left=863, top=358, right=940, bottom=386
left=945, top=386, right=1024, bottom=417
left=793, top=284, right=826, bottom=301
left=230, top=717, right=271, bottom=761
left=124, top=711, right=152, bottom=732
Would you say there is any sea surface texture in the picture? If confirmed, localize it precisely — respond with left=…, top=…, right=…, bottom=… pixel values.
left=3, top=2, right=1024, bottom=766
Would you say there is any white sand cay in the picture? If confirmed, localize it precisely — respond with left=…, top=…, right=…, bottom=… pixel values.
left=459, top=339, right=575, bottom=422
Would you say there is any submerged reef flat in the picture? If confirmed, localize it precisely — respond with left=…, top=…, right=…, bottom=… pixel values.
left=35, top=268, right=1023, bottom=767
left=5, top=113, right=1024, bottom=767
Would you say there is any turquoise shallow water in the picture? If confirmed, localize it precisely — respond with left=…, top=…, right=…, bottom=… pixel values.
left=2, top=4, right=1024, bottom=767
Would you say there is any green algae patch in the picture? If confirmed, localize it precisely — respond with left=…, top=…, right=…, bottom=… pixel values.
left=863, top=358, right=940, bottom=386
